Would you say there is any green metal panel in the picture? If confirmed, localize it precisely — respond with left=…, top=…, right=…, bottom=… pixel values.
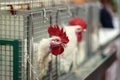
left=0, top=39, right=19, bottom=80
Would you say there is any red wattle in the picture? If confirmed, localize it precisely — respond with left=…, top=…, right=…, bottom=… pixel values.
left=50, top=43, right=64, bottom=56
left=51, top=47, right=64, bottom=56
left=76, top=32, right=82, bottom=42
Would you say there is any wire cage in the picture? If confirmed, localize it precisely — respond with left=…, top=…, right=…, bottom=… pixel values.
left=0, top=10, right=59, bottom=80
left=0, top=12, right=28, bottom=80
left=0, top=0, right=89, bottom=80
left=0, top=1, right=53, bottom=79
left=0, top=0, right=72, bottom=80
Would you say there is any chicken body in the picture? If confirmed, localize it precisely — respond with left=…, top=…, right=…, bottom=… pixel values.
left=59, top=25, right=80, bottom=72
left=33, top=37, right=60, bottom=79
left=33, top=38, right=51, bottom=78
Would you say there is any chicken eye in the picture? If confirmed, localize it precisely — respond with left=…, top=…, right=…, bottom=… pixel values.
left=75, top=28, right=82, bottom=35
left=52, top=39, right=60, bottom=42
left=76, top=28, right=81, bottom=32
left=55, top=39, right=60, bottom=42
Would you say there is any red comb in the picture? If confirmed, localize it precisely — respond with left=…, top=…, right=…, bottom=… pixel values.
left=48, top=25, right=69, bottom=44
left=69, top=17, right=87, bottom=30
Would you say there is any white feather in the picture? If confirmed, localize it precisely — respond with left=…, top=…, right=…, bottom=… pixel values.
left=33, top=36, right=62, bottom=78
left=59, top=25, right=80, bottom=72
left=33, top=37, right=54, bottom=78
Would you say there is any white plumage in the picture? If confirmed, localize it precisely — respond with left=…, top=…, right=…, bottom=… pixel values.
left=59, top=25, right=80, bottom=72
left=32, top=26, right=79, bottom=75
left=33, top=37, right=60, bottom=79
left=33, top=25, right=83, bottom=76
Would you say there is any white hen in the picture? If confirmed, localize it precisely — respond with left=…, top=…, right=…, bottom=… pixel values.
left=59, top=17, right=87, bottom=72
left=33, top=26, right=69, bottom=79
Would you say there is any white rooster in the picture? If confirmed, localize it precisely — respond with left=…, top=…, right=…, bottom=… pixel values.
left=33, top=25, right=69, bottom=79
left=59, top=17, right=87, bottom=72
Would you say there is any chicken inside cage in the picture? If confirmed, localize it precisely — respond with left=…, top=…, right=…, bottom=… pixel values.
left=30, top=25, right=69, bottom=79
left=0, top=0, right=88, bottom=79
left=59, top=17, right=87, bottom=72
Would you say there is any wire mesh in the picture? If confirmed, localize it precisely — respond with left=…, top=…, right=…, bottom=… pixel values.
left=28, top=8, right=72, bottom=80
left=0, top=0, right=71, bottom=11
left=59, top=9, right=71, bottom=25
left=29, top=11, right=49, bottom=80
left=29, top=10, right=59, bottom=80
left=0, top=6, right=64, bottom=80
left=0, top=0, right=89, bottom=80
left=0, top=45, right=13, bottom=80
left=0, top=14, right=26, bottom=80
left=0, top=39, right=19, bottom=80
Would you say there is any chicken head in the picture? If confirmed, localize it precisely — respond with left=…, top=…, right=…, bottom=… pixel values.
left=69, top=17, right=87, bottom=42
left=48, top=25, right=69, bottom=56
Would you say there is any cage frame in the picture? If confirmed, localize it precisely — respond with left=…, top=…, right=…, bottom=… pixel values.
left=0, top=39, right=19, bottom=80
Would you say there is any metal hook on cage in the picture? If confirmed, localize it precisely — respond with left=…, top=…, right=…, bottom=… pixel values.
left=43, top=8, right=48, bottom=23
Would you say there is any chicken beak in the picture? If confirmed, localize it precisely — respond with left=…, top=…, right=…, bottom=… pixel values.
left=83, top=29, right=86, bottom=32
